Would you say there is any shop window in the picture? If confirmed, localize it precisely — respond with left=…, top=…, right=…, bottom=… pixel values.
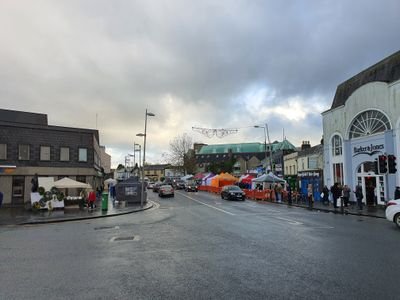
left=78, top=148, right=87, bottom=162
left=40, top=146, right=51, bottom=161
left=349, top=110, right=390, bottom=139
left=331, top=135, right=342, bottom=156
left=18, top=144, right=30, bottom=160
left=60, top=147, right=70, bottom=161
left=0, top=143, right=6, bottom=160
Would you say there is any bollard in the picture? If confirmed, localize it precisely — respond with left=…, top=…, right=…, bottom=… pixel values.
left=101, top=192, right=108, bottom=211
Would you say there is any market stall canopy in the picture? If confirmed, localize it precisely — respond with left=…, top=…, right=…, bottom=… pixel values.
left=210, top=172, right=238, bottom=187
left=202, top=173, right=215, bottom=185
left=194, top=172, right=205, bottom=180
left=53, top=177, right=92, bottom=189
left=181, top=174, right=194, bottom=182
left=252, top=172, right=285, bottom=183
left=240, top=174, right=255, bottom=184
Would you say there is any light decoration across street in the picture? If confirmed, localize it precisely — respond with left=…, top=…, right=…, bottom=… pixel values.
left=192, top=126, right=238, bottom=138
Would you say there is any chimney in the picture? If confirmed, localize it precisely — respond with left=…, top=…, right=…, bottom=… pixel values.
left=301, top=141, right=311, bottom=150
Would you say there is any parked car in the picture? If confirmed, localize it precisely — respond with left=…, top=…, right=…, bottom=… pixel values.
left=185, top=180, right=198, bottom=192
left=147, top=182, right=155, bottom=189
left=159, top=184, right=174, bottom=197
left=220, top=185, right=245, bottom=201
left=385, top=199, right=400, bottom=228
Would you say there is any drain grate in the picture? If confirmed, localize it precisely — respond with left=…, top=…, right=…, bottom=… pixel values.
left=113, top=236, right=135, bottom=241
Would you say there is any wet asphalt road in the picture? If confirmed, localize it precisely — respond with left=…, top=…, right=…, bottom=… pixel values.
left=1, top=190, right=399, bottom=300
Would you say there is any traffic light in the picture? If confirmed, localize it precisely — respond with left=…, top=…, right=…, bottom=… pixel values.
left=378, top=155, right=388, bottom=174
left=388, top=154, right=397, bottom=174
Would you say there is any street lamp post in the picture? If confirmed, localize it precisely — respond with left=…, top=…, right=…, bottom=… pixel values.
left=136, top=109, right=155, bottom=208
left=254, top=125, right=268, bottom=173
left=254, top=124, right=272, bottom=173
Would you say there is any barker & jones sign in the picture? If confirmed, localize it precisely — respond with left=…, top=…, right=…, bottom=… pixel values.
left=353, top=143, right=384, bottom=156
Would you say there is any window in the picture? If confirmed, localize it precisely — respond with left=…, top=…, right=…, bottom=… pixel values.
left=349, top=110, right=390, bottom=139
left=18, top=144, right=30, bottom=160
left=333, top=163, right=344, bottom=185
left=0, top=144, right=6, bottom=160
left=40, top=146, right=51, bottom=161
left=332, top=135, right=342, bottom=156
left=60, top=147, right=69, bottom=161
left=78, top=148, right=87, bottom=162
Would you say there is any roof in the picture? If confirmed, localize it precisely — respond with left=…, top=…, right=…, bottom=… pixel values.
left=197, top=141, right=295, bottom=155
left=297, top=144, right=323, bottom=157
left=144, top=164, right=171, bottom=171
left=331, top=50, right=400, bottom=110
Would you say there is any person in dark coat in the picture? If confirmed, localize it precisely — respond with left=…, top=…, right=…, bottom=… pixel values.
left=355, top=185, right=364, bottom=210
left=366, top=183, right=375, bottom=206
left=322, top=185, right=329, bottom=205
left=330, top=183, right=342, bottom=209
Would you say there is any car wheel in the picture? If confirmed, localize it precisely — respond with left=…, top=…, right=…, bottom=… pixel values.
left=394, top=213, right=400, bottom=228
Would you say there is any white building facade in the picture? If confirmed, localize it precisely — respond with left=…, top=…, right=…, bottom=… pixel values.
left=322, top=51, right=400, bottom=205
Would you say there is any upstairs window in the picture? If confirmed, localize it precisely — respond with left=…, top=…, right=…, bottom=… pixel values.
left=60, top=147, right=70, bottom=161
left=78, top=148, right=87, bottom=162
left=332, top=135, right=342, bottom=156
left=349, top=110, right=390, bottom=139
left=0, top=144, right=6, bottom=160
left=40, top=146, right=51, bottom=161
left=18, top=144, right=30, bottom=160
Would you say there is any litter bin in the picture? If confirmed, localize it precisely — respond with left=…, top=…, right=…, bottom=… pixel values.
left=101, top=192, right=108, bottom=211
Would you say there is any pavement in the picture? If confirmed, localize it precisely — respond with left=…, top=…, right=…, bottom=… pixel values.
left=0, top=198, right=153, bottom=226
left=251, top=197, right=386, bottom=218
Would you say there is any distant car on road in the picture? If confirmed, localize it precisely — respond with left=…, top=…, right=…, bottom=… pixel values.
left=158, top=184, right=174, bottom=198
left=147, top=182, right=155, bottom=189
left=185, top=180, right=198, bottom=192
left=152, top=182, right=163, bottom=193
left=385, top=199, right=400, bottom=228
left=173, top=180, right=186, bottom=190
left=220, top=185, right=245, bottom=201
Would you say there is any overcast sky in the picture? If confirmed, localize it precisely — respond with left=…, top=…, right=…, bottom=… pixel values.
left=1, top=0, right=400, bottom=168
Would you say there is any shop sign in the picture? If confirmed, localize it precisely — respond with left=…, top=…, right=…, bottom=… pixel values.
left=353, top=143, right=384, bottom=157
left=298, top=171, right=320, bottom=177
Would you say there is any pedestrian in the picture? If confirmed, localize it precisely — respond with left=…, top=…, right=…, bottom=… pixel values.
left=322, top=185, right=329, bottom=205
left=0, top=190, right=3, bottom=208
left=275, top=184, right=283, bottom=203
left=287, top=184, right=292, bottom=206
left=395, top=186, right=400, bottom=200
left=330, top=183, right=341, bottom=209
left=342, top=184, right=350, bottom=207
left=366, top=182, right=375, bottom=206
left=307, top=184, right=313, bottom=209
left=87, top=189, right=96, bottom=210
left=354, top=185, right=364, bottom=210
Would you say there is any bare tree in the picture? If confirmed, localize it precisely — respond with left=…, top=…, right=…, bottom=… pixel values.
left=167, top=133, right=196, bottom=174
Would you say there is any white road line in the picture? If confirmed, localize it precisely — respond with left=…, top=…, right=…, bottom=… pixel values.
left=273, top=216, right=303, bottom=225
left=181, top=193, right=236, bottom=216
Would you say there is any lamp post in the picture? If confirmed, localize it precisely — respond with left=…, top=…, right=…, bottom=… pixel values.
left=133, top=142, right=141, bottom=168
left=254, top=124, right=272, bottom=173
left=136, top=109, right=155, bottom=207
left=254, top=125, right=268, bottom=173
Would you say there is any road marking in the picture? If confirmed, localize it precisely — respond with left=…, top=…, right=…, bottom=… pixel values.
left=273, top=216, right=303, bottom=225
left=181, top=193, right=236, bottom=216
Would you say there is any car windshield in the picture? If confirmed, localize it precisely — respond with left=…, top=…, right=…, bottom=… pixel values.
left=227, top=186, right=241, bottom=191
